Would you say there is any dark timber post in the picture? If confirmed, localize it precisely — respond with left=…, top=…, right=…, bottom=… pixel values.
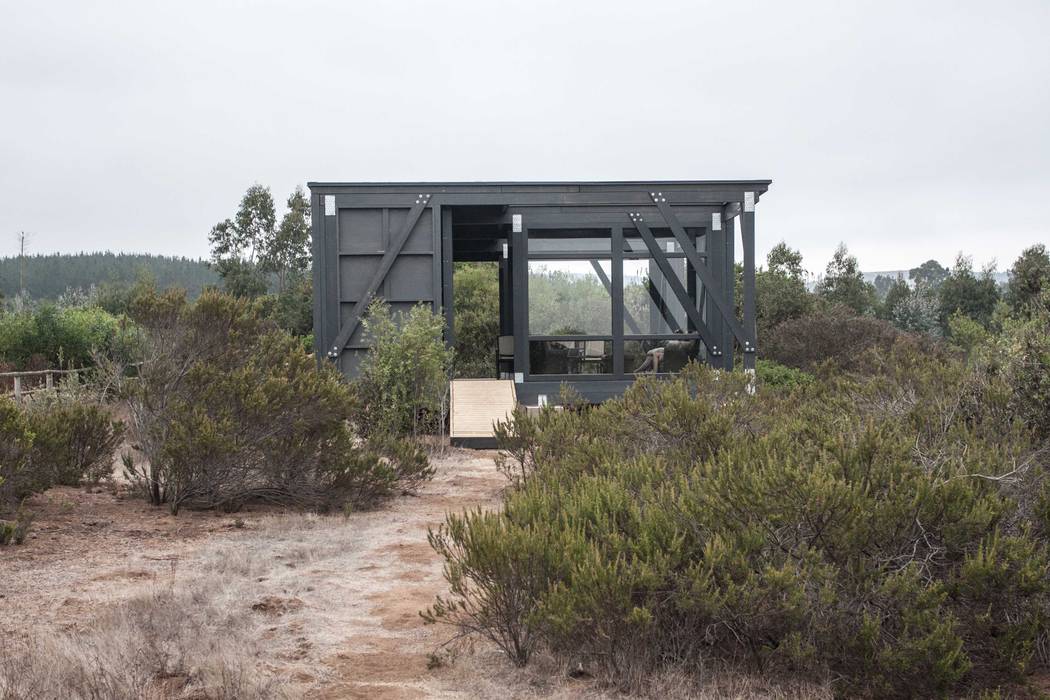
left=741, top=193, right=757, bottom=372
left=512, top=224, right=528, bottom=382
left=310, top=192, right=324, bottom=365
left=720, top=212, right=735, bottom=370
left=323, top=195, right=339, bottom=360
left=441, top=207, right=454, bottom=347
left=706, top=217, right=723, bottom=361
left=611, top=225, right=625, bottom=376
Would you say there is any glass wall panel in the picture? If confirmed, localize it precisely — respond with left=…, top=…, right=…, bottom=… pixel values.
left=529, top=340, right=612, bottom=375
left=625, top=338, right=703, bottom=375
left=622, top=258, right=695, bottom=335
left=528, top=260, right=612, bottom=335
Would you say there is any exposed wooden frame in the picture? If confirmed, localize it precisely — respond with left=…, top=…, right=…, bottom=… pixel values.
left=628, top=212, right=721, bottom=356
left=651, top=195, right=753, bottom=347
left=327, top=194, right=432, bottom=357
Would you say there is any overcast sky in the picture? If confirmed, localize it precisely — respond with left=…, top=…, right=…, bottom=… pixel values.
left=1, top=0, right=1047, bottom=273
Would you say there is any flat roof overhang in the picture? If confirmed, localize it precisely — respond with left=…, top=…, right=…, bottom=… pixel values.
left=307, top=180, right=771, bottom=207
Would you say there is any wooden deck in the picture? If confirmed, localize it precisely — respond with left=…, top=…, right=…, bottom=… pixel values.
left=450, top=379, right=517, bottom=443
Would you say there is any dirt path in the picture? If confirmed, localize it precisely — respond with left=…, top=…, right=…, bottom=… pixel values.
left=309, top=449, right=506, bottom=699
left=0, top=449, right=512, bottom=698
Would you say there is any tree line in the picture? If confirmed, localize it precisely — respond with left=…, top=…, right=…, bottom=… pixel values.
left=752, top=240, right=1050, bottom=344
left=0, top=252, right=217, bottom=302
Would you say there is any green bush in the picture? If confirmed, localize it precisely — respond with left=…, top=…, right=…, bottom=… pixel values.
left=426, top=356, right=1049, bottom=696
left=948, top=310, right=992, bottom=355
left=350, top=299, right=453, bottom=439
left=0, top=397, right=34, bottom=510
left=0, top=392, right=124, bottom=511
left=452, top=262, right=500, bottom=378
left=23, top=398, right=124, bottom=486
left=0, top=504, right=34, bottom=545
left=986, top=296, right=1050, bottom=441
left=0, top=304, right=135, bottom=369
left=117, top=289, right=431, bottom=514
left=755, top=359, right=813, bottom=389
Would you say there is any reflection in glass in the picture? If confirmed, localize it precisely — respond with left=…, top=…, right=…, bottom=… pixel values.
left=622, top=258, right=694, bottom=334
left=530, top=340, right=612, bottom=375
left=625, top=338, right=703, bottom=374
left=528, top=260, right=612, bottom=335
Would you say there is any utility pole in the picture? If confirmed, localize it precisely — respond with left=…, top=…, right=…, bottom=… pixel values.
left=18, top=231, right=27, bottom=296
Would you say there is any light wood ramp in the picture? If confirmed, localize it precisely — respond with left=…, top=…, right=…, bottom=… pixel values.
left=450, top=379, right=517, bottom=445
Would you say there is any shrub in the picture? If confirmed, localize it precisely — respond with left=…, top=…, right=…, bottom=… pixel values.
left=350, top=299, right=453, bottom=439
left=452, top=262, right=500, bottom=378
left=948, top=310, right=992, bottom=355
left=764, top=307, right=931, bottom=373
left=23, top=397, right=124, bottom=486
left=0, top=504, right=34, bottom=545
left=117, top=288, right=431, bottom=514
left=0, top=396, right=35, bottom=510
left=426, top=356, right=1050, bottom=696
left=891, top=284, right=941, bottom=335
left=0, top=304, right=134, bottom=370
left=988, top=296, right=1050, bottom=440
left=755, top=359, right=813, bottom=389
left=0, top=391, right=124, bottom=511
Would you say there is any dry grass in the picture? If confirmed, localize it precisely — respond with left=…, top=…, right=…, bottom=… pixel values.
left=0, top=513, right=346, bottom=700
left=0, top=584, right=285, bottom=699
left=434, top=646, right=833, bottom=700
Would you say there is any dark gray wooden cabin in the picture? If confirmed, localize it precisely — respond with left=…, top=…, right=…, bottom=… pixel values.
left=308, top=180, right=769, bottom=404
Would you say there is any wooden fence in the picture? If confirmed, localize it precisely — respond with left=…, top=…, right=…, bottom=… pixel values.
left=0, top=368, right=89, bottom=403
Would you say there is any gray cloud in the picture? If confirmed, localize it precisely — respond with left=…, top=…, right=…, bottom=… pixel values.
left=1, top=0, right=1047, bottom=272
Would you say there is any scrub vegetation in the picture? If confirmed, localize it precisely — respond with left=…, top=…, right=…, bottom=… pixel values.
left=3, top=211, right=1049, bottom=696
left=427, top=243, right=1050, bottom=697
left=427, top=316, right=1050, bottom=697
left=111, top=288, right=433, bottom=515
left=0, top=384, right=123, bottom=538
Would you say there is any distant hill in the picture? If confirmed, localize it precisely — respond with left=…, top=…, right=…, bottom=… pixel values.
left=0, top=252, right=219, bottom=300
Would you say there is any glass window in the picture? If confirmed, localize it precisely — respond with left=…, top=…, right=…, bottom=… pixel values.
left=528, top=260, right=612, bottom=335
left=625, top=338, right=703, bottom=375
left=623, top=258, right=701, bottom=335
left=529, top=340, right=612, bottom=375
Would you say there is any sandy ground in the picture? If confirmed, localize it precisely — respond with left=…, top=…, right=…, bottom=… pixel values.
left=0, top=449, right=835, bottom=700
left=0, top=449, right=592, bottom=699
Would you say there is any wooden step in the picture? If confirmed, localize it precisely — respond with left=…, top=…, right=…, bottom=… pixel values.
left=450, top=379, right=517, bottom=442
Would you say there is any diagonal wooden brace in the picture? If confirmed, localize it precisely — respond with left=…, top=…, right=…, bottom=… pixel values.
left=628, top=212, right=722, bottom=356
left=328, top=194, right=432, bottom=358
left=649, top=194, right=755, bottom=350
